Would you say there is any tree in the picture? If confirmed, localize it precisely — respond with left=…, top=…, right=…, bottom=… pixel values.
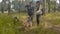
left=8, top=0, right=11, bottom=15
left=1, top=0, right=5, bottom=13
left=43, top=0, right=46, bottom=15
left=17, top=0, right=20, bottom=14
left=54, top=0, right=56, bottom=12
left=48, top=0, right=50, bottom=13
left=58, top=0, right=60, bottom=12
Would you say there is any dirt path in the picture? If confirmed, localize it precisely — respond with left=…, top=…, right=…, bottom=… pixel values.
left=44, top=22, right=60, bottom=32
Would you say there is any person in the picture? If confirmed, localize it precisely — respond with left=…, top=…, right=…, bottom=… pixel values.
left=36, top=1, right=42, bottom=26
left=25, top=1, right=35, bottom=23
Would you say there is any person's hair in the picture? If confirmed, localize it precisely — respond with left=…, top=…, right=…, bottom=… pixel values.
left=29, top=1, right=33, bottom=4
left=36, top=1, right=40, bottom=4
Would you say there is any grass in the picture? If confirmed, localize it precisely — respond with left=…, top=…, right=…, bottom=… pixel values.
left=41, top=12, right=60, bottom=25
left=0, top=12, right=60, bottom=34
left=0, top=14, right=15, bottom=34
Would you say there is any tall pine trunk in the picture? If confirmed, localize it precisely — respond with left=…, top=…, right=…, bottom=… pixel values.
left=1, top=0, right=5, bottom=13
left=1, top=3, right=4, bottom=13
left=43, top=0, right=46, bottom=15
left=8, top=0, right=11, bottom=15
left=59, top=0, right=60, bottom=12
left=18, top=1, right=20, bottom=14
left=48, top=0, right=50, bottom=13
left=54, top=1, right=56, bottom=12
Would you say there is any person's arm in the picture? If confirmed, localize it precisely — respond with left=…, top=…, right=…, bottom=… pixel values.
left=25, top=5, right=29, bottom=8
left=34, top=8, right=36, bottom=15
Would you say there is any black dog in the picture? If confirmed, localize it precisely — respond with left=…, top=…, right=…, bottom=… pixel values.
left=14, top=17, right=19, bottom=25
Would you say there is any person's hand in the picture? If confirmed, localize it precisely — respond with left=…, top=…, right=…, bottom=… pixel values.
left=34, top=9, right=36, bottom=15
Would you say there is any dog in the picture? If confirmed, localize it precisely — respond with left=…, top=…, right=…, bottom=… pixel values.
left=14, top=17, right=19, bottom=25
left=22, top=16, right=32, bottom=28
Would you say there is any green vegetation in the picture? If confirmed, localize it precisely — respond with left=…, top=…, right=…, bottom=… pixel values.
left=0, top=12, right=60, bottom=34
left=0, top=14, right=15, bottom=34
left=41, top=12, right=60, bottom=25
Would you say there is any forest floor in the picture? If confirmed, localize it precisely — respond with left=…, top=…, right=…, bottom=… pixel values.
left=0, top=12, right=60, bottom=34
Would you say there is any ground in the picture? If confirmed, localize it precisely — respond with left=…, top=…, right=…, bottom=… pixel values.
left=0, top=12, right=60, bottom=34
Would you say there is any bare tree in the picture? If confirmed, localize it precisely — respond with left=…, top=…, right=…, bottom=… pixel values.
left=43, top=0, right=46, bottom=15
left=1, top=0, right=5, bottom=13
left=59, top=0, right=60, bottom=12
left=8, top=0, right=11, bottom=15
left=53, top=0, right=56, bottom=12
left=18, top=1, right=20, bottom=14
left=48, top=0, right=50, bottom=13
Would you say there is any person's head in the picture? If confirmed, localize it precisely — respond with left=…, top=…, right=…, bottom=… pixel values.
left=36, top=1, right=40, bottom=6
left=29, top=1, right=33, bottom=6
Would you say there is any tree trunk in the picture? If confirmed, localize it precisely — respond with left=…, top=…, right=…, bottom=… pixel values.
left=8, top=0, right=11, bottom=15
left=59, top=0, right=60, bottom=12
left=48, top=0, right=50, bottom=13
left=1, top=3, right=4, bottom=13
left=18, top=1, right=20, bottom=14
left=43, top=0, right=46, bottom=15
left=54, top=1, right=56, bottom=12
left=1, top=0, right=5, bottom=13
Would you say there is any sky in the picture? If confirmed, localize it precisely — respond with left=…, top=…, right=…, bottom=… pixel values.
left=0, top=0, right=2, bottom=2
left=57, top=0, right=59, bottom=4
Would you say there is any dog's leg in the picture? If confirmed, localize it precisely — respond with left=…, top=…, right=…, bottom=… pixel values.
left=29, top=22, right=32, bottom=27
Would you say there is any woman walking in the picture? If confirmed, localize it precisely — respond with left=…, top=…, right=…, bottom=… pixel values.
left=36, top=1, right=42, bottom=26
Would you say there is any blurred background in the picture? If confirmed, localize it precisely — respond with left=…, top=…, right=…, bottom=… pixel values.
left=0, top=0, right=60, bottom=34
left=0, top=0, right=60, bottom=14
